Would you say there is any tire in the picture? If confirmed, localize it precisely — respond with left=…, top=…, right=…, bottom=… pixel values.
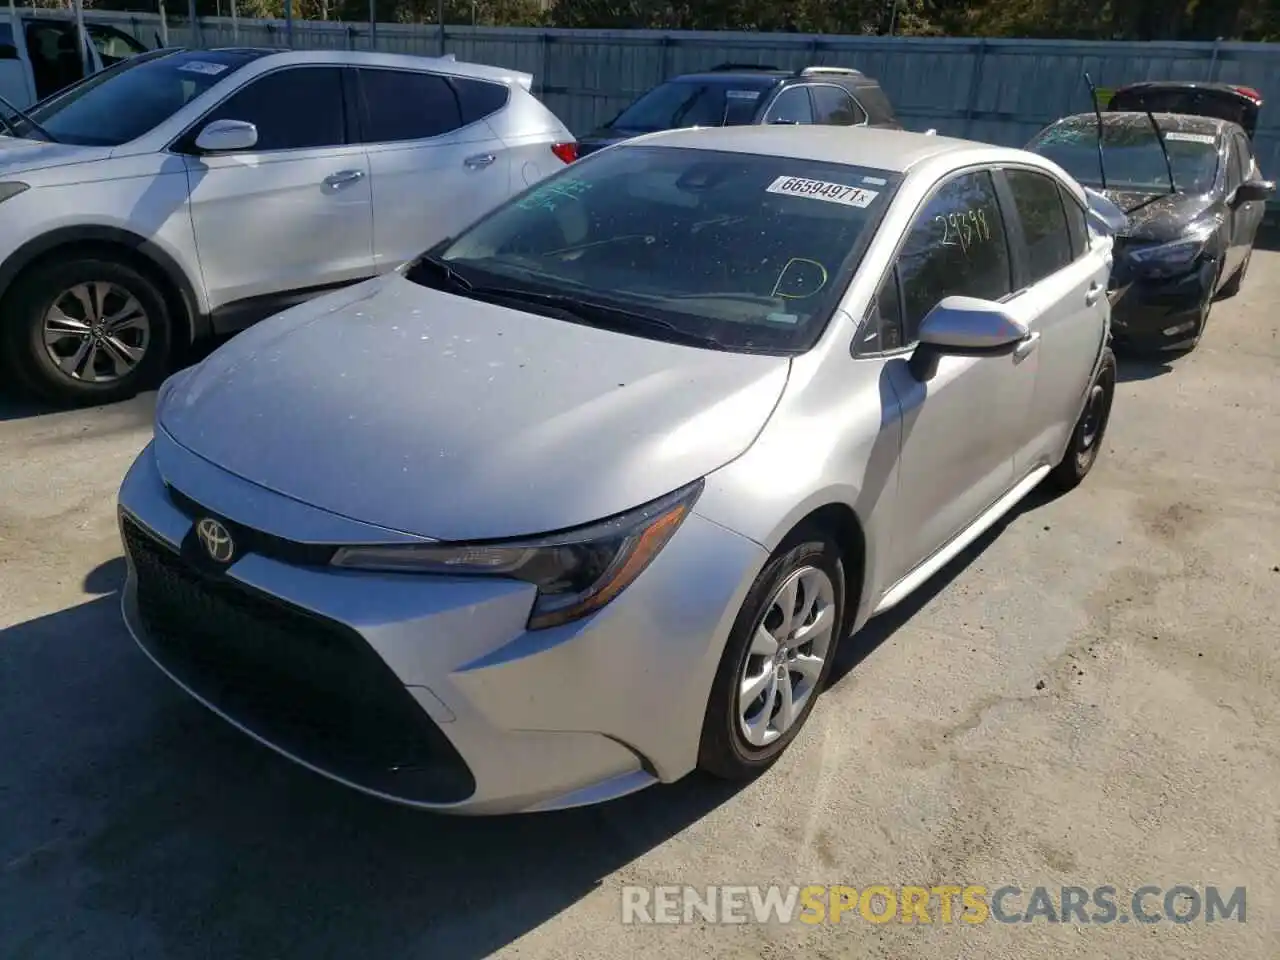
left=0, top=256, right=173, bottom=406
left=697, top=531, right=846, bottom=780
left=1045, top=346, right=1116, bottom=493
left=1217, top=251, right=1249, bottom=299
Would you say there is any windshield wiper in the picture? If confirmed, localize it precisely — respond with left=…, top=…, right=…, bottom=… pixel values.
left=410, top=254, right=725, bottom=349
left=0, top=93, right=57, bottom=143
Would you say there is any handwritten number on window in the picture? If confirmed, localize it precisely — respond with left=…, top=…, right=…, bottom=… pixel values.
left=934, top=207, right=992, bottom=255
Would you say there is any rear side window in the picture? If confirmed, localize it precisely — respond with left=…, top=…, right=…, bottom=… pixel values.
left=853, top=84, right=895, bottom=123
left=453, top=77, right=508, bottom=126
left=1005, top=169, right=1073, bottom=283
left=202, top=66, right=345, bottom=151
left=810, top=85, right=866, bottom=125
left=357, top=68, right=462, bottom=142
left=1059, top=185, right=1089, bottom=259
left=763, top=86, right=813, bottom=124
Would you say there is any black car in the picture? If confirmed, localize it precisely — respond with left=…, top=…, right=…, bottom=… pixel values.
left=1027, top=112, right=1274, bottom=354
left=1109, top=81, right=1264, bottom=140
left=576, top=64, right=901, bottom=158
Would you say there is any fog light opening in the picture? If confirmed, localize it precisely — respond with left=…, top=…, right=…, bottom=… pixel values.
left=1163, top=321, right=1197, bottom=336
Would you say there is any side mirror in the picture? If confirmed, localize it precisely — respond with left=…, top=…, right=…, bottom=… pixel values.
left=0, top=44, right=18, bottom=60
left=194, top=118, right=258, bottom=153
left=1082, top=186, right=1128, bottom=237
left=1231, top=179, right=1275, bottom=206
left=908, top=296, right=1029, bottom=381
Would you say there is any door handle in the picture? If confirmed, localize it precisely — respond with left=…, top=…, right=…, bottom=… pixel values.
left=323, top=169, right=365, bottom=188
left=1085, top=281, right=1104, bottom=306
left=1013, top=331, right=1041, bottom=360
left=464, top=153, right=497, bottom=170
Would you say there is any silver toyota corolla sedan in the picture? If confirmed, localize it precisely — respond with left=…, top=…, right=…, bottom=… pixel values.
left=117, top=125, right=1117, bottom=815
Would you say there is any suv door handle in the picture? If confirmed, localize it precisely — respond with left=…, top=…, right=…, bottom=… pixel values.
left=1085, top=282, right=1104, bottom=306
left=324, top=169, right=365, bottom=187
left=464, top=153, right=496, bottom=169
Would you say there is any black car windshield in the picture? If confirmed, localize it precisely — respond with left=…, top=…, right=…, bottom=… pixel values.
left=4, top=49, right=261, bottom=146
left=430, top=144, right=901, bottom=352
left=1028, top=117, right=1220, bottom=194
left=609, top=79, right=777, bottom=131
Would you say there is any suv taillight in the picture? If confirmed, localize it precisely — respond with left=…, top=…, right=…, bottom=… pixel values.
left=1231, top=85, right=1263, bottom=103
left=551, top=141, right=578, bottom=164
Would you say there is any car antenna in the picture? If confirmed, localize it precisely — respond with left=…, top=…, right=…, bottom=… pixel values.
left=1144, top=110, right=1177, bottom=195
left=1083, top=72, right=1108, bottom=191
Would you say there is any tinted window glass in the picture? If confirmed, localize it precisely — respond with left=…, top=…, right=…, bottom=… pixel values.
left=13, top=49, right=257, bottom=146
left=87, top=24, right=146, bottom=65
left=434, top=146, right=901, bottom=353
left=0, top=23, right=12, bottom=45
left=1028, top=118, right=1219, bottom=193
left=1006, top=169, right=1072, bottom=283
left=860, top=267, right=903, bottom=354
left=609, top=79, right=772, bottom=132
left=764, top=86, right=813, bottom=124
left=897, top=171, right=1012, bottom=342
left=358, top=68, right=461, bottom=142
left=1060, top=185, right=1089, bottom=259
left=454, top=76, right=508, bottom=126
left=1235, top=133, right=1255, bottom=179
left=810, top=85, right=866, bottom=125
left=202, top=66, right=344, bottom=151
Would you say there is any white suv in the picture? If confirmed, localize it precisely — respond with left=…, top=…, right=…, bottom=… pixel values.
left=0, top=46, right=577, bottom=405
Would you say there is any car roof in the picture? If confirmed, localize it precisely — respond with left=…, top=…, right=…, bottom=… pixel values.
left=202, top=46, right=531, bottom=86
left=619, top=124, right=998, bottom=173
left=1053, top=111, right=1232, bottom=137
left=672, top=71, right=789, bottom=84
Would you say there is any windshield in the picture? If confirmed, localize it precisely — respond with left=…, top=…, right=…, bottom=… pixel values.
left=609, top=79, right=775, bottom=132
left=5, top=49, right=260, bottom=146
left=429, top=144, right=900, bottom=352
left=1028, top=118, right=1220, bottom=194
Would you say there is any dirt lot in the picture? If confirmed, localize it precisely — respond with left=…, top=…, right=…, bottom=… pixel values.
left=1, top=251, right=1277, bottom=960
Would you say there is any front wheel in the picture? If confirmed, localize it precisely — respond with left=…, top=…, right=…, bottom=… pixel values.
left=0, top=257, right=173, bottom=406
left=697, top=532, right=846, bottom=780
left=1045, top=347, right=1116, bottom=493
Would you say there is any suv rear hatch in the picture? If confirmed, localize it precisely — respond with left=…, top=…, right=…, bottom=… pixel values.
left=1108, top=82, right=1263, bottom=138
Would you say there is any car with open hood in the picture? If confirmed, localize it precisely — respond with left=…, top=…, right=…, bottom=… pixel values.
left=118, top=125, right=1116, bottom=815
left=1027, top=111, right=1274, bottom=353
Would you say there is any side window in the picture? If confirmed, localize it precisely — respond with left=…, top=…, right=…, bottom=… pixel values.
left=1005, top=169, right=1073, bottom=283
left=1225, top=139, right=1245, bottom=191
left=1059, top=185, right=1090, bottom=259
left=1235, top=133, right=1256, bottom=180
left=357, top=68, right=462, bottom=142
left=0, top=23, right=13, bottom=48
left=453, top=76, right=509, bottom=126
left=810, top=85, right=866, bottom=126
left=859, top=266, right=904, bottom=354
left=763, top=86, right=813, bottom=125
left=201, top=67, right=345, bottom=152
left=87, top=25, right=145, bottom=65
left=896, top=170, right=1012, bottom=343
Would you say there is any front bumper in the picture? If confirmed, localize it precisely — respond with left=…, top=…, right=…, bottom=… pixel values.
left=1108, top=257, right=1216, bottom=352
left=117, top=432, right=767, bottom=815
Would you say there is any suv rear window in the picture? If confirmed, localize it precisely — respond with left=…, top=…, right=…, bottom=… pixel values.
left=609, top=79, right=775, bottom=132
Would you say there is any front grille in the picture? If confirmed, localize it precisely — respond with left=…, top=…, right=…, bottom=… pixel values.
left=122, top=516, right=476, bottom=804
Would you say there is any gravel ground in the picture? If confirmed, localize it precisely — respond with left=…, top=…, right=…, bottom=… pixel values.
left=1, top=250, right=1277, bottom=960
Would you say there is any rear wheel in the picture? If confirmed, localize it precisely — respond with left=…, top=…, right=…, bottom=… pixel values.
left=0, top=257, right=172, bottom=406
left=1046, top=347, right=1116, bottom=492
left=698, top=532, right=845, bottom=780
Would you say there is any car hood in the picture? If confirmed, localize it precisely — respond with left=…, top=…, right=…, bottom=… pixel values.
left=158, top=275, right=792, bottom=541
left=0, top=135, right=111, bottom=174
left=1103, top=189, right=1220, bottom=243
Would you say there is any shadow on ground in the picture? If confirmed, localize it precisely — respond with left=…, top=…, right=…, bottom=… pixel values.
left=1115, top=354, right=1175, bottom=382
left=0, top=486, right=1056, bottom=960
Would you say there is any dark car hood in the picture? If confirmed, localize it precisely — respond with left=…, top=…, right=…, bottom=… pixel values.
left=1103, top=189, right=1220, bottom=243
left=576, top=127, right=641, bottom=157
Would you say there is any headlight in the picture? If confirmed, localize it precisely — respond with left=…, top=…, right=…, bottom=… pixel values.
left=1125, top=220, right=1218, bottom=277
left=330, top=479, right=704, bottom=630
left=0, top=182, right=29, bottom=204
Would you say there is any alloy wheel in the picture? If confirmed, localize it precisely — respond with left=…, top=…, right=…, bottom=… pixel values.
left=738, top=565, right=837, bottom=748
left=42, top=281, right=151, bottom=384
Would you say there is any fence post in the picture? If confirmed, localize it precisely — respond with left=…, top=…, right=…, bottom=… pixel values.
left=962, top=39, right=987, bottom=138
left=284, top=0, right=293, bottom=48
left=1207, top=36, right=1222, bottom=82
left=539, top=30, right=549, bottom=97
left=369, top=0, right=376, bottom=50
left=437, top=0, right=445, bottom=56
left=187, top=0, right=199, bottom=47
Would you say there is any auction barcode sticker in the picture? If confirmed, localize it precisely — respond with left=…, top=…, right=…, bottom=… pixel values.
left=1164, top=131, right=1216, bottom=144
left=766, top=176, right=878, bottom=208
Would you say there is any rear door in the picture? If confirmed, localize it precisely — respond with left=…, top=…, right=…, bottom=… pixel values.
left=354, top=66, right=511, bottom=272
left=179, top=65, right=375, bottom=317
left=998, top=167, right=1110, bottom=475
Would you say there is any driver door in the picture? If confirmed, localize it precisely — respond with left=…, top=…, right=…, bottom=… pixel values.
left=874, top=168, right=1039, bottom=589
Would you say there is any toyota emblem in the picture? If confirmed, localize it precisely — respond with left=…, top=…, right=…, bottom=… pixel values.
left=195, top=517, right=236, bottom=564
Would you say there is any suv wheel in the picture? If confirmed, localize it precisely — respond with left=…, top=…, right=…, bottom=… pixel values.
left=0, top=257, right=173, bottom=406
